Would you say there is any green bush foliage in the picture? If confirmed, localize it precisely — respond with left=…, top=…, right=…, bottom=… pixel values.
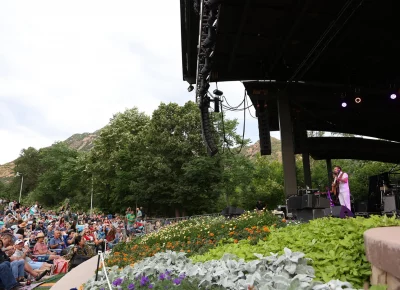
left=191, top=215, right=400, bottom=288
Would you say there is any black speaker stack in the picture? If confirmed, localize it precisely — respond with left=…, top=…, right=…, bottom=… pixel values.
left=287, top=193, right=331, bottom=221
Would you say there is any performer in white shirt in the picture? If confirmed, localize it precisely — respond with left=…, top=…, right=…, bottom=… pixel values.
left=333, top=166, right=352, bottom=211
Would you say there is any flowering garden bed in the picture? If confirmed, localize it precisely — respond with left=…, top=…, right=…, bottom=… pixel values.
left=107, top=211, right=284, bottom=268
left=84, top=212, right=400, bottom=289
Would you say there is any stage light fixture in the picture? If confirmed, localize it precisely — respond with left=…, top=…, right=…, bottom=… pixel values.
left=390, top=93, right=397, bottom=100
left=341, top=102, right=347, bottom=108
left=213, top=89, right=223, bottom=96
left=355, top=97, right=361, bottom=103
left=187, top=85, right=194, bottom=92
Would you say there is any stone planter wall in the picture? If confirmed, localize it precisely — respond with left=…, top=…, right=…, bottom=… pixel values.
left=364, top=227, right=400, bottom=290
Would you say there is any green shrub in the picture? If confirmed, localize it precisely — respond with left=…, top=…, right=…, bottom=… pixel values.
left=191, top=215, right=400, bottom=288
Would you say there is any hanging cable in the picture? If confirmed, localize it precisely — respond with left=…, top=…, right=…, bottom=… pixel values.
left=217, top=89, right=247, bottom=154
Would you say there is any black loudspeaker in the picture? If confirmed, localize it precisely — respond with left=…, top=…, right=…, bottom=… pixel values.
left=329, top=206, right=342, bottom=217
left=314, top=196, right=331, bottom=209
left=293, top=209, right=326, bottom=221
left=355, top=201, right=368, bottom=212
left=383, top=195, right=397, bottom=212
left=324, top=206, right=354, bottom=218
left=287, top=196, right=302, bottom=210
left=302, top=194, right=315, bottom=209
left=257, top=111, right=271, bottom=155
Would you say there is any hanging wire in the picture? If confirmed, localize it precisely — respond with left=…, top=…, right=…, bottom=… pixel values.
left=217, top=89, right=247, bottom=154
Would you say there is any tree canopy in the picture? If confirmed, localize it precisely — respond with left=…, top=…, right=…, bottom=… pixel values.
left=0, top=102, right=396, bottom=216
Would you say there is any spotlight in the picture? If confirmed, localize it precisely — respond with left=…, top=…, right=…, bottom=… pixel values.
left=213, top=89, right=223, bottom=96
left=355, top=97, right=361, bottom=103
left=187, top=85, right=194, bottom=92
left=341, top=102, right=347, bottom=108
left=390, top=93, right=397, bottom=100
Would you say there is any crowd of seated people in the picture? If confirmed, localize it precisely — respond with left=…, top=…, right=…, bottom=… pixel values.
left=0, top=199, right=129, bottom=288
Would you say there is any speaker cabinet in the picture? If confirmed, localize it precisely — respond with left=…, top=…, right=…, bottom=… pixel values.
left=314, top=196, right=331, bottom=209
left=293, top=209, right=327, bottom=221
left=302, top=194, right=315, bottom=209
left=257, top=111, right=271, bottom=155
left=383, top=195, right=397, bottom=212
left=287, top=196, right=303, bottom=210
left=355, top=201, right=368, bottom=212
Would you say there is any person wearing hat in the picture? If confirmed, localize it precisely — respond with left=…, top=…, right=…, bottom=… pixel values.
left=5, top=239, right=49, bottom=282
left=12, top=239, right=51, bottom=273
left=33, top=233, right=60, bottom=261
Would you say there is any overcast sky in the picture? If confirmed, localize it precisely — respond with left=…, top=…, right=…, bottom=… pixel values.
left=0, top=0, right=280, bottom=165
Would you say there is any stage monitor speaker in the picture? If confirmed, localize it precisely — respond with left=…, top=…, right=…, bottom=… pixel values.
left=302, top=194, right=315, bottom=209
left=383, top=195, right=397, bottom=212
left=257, top=111, right=271, bottom=155
left=325, top=206, right=354, bottom=218
left=327, top=206, right=342, bottom=218
left=293, top=209, right=326, bottom=221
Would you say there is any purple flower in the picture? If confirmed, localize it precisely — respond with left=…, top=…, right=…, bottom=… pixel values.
left=112, top=278, right=123, bottom=286
left=159, top=273, right=166, bottom=280
left=128, top=284, right=135, bottom=290
left=178, top=273, right=186, bottom=280
left=148, top=284, right=154, bottom=289
left=140, top=275, right=150, bottom=286
left=173, top=278, right=181, bottom=285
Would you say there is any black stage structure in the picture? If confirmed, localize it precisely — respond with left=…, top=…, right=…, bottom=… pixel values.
left=180, top=0, right=400, bottom=219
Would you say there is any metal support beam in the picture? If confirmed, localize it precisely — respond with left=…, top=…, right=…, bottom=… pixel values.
left=277, top=92, right=297, bottom=197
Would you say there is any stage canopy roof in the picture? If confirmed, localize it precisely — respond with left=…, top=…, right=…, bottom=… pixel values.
left=180, top=0, right=400, bottom=162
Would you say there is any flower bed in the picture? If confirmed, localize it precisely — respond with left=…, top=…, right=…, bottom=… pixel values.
left=101, top=212, right=399, bottom=289
left=108, top=211, right=283, bottom=268
left=191, top=215, right=400, bottom=288
left=85, top=249, right=357, bottom=290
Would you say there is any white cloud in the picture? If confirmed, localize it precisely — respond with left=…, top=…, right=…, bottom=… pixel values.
left=0, top=0, right=278, bottom=165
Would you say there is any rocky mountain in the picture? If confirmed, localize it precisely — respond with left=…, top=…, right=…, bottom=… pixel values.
left=63, top=131, right=100, bottom=152
left=0, top=162, right=15, bottom=183
left=243, top=138, right=282, bottom=161
left=0, top=131, right=100, bottom=183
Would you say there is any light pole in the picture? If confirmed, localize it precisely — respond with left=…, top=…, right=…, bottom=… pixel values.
left=83, top=167, right=94, bottom=216
left=16, top=172, right=24, bottom=204
left=91, top=174, right=93, bottom=216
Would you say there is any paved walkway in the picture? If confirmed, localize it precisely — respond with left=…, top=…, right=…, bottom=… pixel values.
left=51, top=255, right=99, bottom=290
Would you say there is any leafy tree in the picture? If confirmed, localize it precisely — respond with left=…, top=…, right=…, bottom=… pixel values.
left=88, top=107, right=151, bottom=213
left=30, top=142, right=79, bottom=207
left=144, top=102, right=221, bottom=216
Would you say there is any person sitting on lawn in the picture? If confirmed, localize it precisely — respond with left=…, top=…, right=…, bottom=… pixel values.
left=33, top=232, right=60, bottom=260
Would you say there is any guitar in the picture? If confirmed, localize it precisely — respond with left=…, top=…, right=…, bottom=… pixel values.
left=331, top=171, right=343, bottom=196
